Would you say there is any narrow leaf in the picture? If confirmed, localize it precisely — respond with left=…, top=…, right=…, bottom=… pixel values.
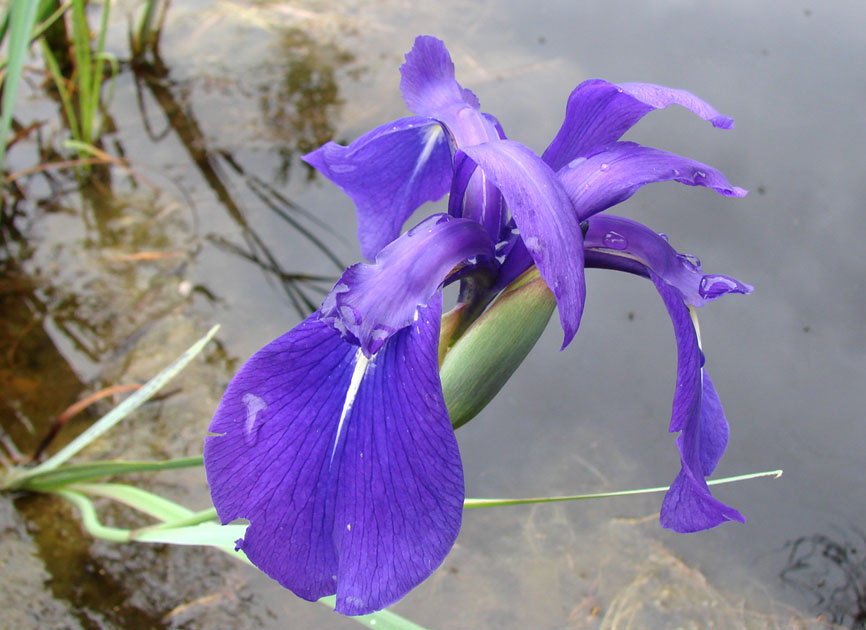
left=464, top=469, right=782, bottom=508
left=28, top=326, right=219, bottom=474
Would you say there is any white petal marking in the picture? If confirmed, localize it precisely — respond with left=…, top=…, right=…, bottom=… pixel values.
left=331, top=349, right=370, bottom=464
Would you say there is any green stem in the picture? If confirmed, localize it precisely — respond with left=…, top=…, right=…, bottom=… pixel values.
left=464, top=469, right=783, bottom=508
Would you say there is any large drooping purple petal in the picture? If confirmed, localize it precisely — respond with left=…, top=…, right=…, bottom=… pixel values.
left=320, top=214, right=494, bottom=357
left=204, top=297, right=463, bottom=615
left=204, top=315, right=355, bottom=604
left=584, top=214, right=753, bottom=307
left=543, top=79, right=735, bottom=171
left=329, top=296, right=463, bottom=614
left=302, top=117, right=452, bottom=260
left=557, top=141, right=746, bottom=221
left=651, top=273, right=745, bottom=532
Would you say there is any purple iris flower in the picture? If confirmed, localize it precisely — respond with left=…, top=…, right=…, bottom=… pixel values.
left=204, top=35, right=751, bottom=615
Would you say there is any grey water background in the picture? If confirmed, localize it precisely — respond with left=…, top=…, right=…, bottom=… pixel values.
left=1, top=0, right=864, bottom=628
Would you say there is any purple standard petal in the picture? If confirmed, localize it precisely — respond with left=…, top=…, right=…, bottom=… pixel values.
left=584, top=214, right=753, bottom=307
left=557, top=141, right=747, bottom=221
left=543, top=79, right=736, bottom=171
left=204, top=297, right=464, bottom=615
left=651, top=274, right=745, bottom=532
left=302, top=117, right=451, bottom=260
left=400, top=35, right=475, bottom=117
left=400, top=36, right=499, bottom=149
left=458, top=140, right=586, bottom=348
left=320, top=214, right=494, bottom=356
left=450, top=150, right=506, bottom=243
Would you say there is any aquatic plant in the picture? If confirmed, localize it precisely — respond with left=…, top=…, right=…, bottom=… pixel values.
left=203, top=36, right=754, bottom=615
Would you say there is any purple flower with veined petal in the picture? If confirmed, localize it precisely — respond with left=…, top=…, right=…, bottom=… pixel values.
left=206, top=35, right=754, bottom=616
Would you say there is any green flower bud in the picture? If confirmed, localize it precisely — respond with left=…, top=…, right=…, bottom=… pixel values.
left=440, top=267, right=556, bottom=428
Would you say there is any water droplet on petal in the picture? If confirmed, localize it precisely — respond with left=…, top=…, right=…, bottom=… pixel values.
left=599, top=163, right=610, bottom=172
left=677, top=253, right=701, bottom=270
left=658, top=232, right=669, bottom=242
left=603, top=230, right=628, bottom=249
left=699, top=274, right=741, bottom=299
left=242, top=393, right=268, bottom=446
left=524, top=236, right=540, bottom=251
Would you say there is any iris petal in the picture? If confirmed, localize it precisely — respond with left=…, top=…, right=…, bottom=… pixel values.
left=204, top=297, right=463, bottom=615
left=651, top=274, right=745, bottom=532
left=543, top=79, right=736, bottom=171
left=458, top=140, right=586, bottom=348
left=302, top=117, right=451, bottom=260
left=400, top=35, right=474, bottom=117
left=584, top=215, right=753, bottom=307
left=204, top=316, right=355, bottom=604
left=320, top=214, right=494, bottom=357
left=330, top=296, right=463, bottom=614
left=557, top=141, right=747, bottom=221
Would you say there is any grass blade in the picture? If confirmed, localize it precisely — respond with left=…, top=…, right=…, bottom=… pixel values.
left=13, top=456, right=204, bottom=491
left=0, top=0, right=41, bottom=171
left=27, top=325, right=219, bottom=475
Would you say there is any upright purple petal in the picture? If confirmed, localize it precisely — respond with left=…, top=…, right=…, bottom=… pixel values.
left=557, top=141, right=747, bottom=221
left=543, top=79, right=735, bottom=171
left=302, top=117, right=451, bottom=260
left=400, top=35, right=473, bottom=117
left=584, top=215, right=753, bottom=307
left=204, top=297, right=463, bottom=615
left=400, top=37, right=500, bottom=149
left=458, top=140, right=586, bottom=348
left=651, top=274, right=745, bottom=532
left=320, top=214, right=494, bottom=356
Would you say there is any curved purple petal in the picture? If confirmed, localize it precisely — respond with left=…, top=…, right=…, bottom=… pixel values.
left=400, top=35, right=474, bottom=117
left=449, top=150, right=506, bottom=243
left=302, top=117, right=451, bottom=260
left=320, top=214, right=494, bottom=356
left=584, top=215, right=753, bottom=307
left=458, top=140, right=586, bottom=348
left=651, top=273, right=745, bottom=532
left=557, top=141, right=747, bottom=221
left=330, top=296, right=463, bottom=614
left=543, top=79, right=736, bottom=171
left=204, top=297, right=463, bottom=615
left=204, top=316, right=355, bottom=604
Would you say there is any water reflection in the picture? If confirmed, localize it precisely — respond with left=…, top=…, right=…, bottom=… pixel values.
left=0, top=4, right=364, bottom=626
left=259, top=28, right=355, bottom=184
left=781, top=528, right=866, bottom=628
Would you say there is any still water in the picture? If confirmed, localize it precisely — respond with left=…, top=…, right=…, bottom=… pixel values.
left=1, top=1, right=864, bottom=628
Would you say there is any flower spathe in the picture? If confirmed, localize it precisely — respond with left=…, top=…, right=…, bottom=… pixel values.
left=206, top=35, right=753, bottom=615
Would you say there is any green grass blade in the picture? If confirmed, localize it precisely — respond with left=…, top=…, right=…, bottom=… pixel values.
left=51, top=482, right=432, bottom=630
left=27, top=325, right=219, bottom=475
left=464, top=469, right=783, bottom=508
left=0, top=0, right=41, bottom=171
left=51, top=488, right=131, bottom=542
left=14, top=456, right=204, bottom=491
left=70, top=482, right=193, bottom=520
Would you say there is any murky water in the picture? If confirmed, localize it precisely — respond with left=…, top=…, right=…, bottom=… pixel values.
left=2, top=1, right=864, bottom=628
